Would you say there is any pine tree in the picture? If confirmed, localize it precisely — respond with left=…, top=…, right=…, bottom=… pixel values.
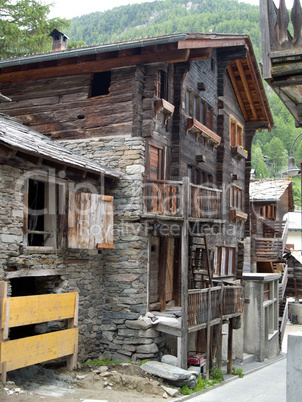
left=0, top=0, right=69, bottom=58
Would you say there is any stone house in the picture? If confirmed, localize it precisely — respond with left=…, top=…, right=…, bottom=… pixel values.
left=0, top=32, right=273, bottom=371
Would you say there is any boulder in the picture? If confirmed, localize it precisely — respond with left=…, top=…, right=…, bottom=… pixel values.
left=141, top=361, right=191, bottom=382
left=161, top=354, right=178, bottom=367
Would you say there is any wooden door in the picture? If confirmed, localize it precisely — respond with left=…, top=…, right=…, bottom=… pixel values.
left=149, top=236, right=177, bottom=311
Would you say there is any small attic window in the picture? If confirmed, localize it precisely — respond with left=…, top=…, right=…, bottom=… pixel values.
left=89, top=71, right=111, bottom=98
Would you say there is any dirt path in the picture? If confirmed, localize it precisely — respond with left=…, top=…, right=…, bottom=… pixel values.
left=0, top=362, right=176, bottom=401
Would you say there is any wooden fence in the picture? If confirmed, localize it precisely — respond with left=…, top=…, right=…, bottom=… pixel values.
left=0, top=282, right=78, bottom=382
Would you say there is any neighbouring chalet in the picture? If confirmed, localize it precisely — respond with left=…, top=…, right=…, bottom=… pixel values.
left=245, top=178, right=294, bottom=361
left=250, top=178, right=294, bottom=272
left=0, top=32, right=273, bottom=373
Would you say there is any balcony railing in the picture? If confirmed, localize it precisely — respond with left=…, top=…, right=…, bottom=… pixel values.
left=187, top=285, right=242, bottom=328
left=144, top=180, right=183, bottom=217
left=144, top=179, right=223, bottom=219
left=190, top=184, right=222, bottom=219
left=223, top=286, right=243, bottom=316
left=254, top=220, right=288, bottom=260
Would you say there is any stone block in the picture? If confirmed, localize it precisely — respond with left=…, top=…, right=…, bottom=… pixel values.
left=161, top=354, right=178, bottom=367
left=125, top=319, right=153, bottom=330
left=136, top=343, right=158, bottom=354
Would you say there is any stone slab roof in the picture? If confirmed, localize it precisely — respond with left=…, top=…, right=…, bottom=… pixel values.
left=0, top=114, right=120, bottom=179
left=249, top=178, right=292, bottom=202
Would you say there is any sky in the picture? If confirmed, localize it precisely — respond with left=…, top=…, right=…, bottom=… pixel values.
left=48, top=0, right=292, bottom=20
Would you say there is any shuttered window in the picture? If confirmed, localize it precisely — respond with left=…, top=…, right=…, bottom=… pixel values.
left=68, top=192, right=114, bottom=249
left=230, top=115, right=244, bottom=147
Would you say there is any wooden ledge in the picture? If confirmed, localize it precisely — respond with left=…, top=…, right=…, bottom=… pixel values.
left=96, top=243, right=115, bottom=249
left=186, top=117, right=221, bottom=147
left=231, top=145, right=248, bottom=159
left=155, top=99, right=175, bottom=123
left=230, top=209, right=248, bottom=222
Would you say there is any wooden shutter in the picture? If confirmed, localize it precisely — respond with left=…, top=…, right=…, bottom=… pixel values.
left=68, top=192, right=114, bottom=249
left=149, top=145, right=163, bottom=180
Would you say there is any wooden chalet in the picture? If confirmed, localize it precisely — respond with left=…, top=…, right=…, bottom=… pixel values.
left=250, top=178, right=294, bottom=269
left=249, top=178, right=294, bottom=352
left=0, top=32, right=273, bottom=373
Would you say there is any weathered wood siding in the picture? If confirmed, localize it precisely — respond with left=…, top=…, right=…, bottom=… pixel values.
left=0, top=68, right=137, bottom=139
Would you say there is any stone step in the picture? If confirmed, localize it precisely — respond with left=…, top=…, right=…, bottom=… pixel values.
left=242, top=353, right=255, bottom=364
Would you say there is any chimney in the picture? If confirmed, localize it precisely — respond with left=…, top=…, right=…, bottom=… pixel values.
left=49, top=29, right=69, bottom=52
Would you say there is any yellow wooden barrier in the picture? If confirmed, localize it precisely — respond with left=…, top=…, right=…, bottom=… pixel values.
left=1, top=292, right=78, bottom=328
left=0, top=328, right=78, bottom=373
left=0, top=282, right=78, bottom=383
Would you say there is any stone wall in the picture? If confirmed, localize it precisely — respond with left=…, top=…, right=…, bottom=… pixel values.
left=58, top=135, right=164, bottom=362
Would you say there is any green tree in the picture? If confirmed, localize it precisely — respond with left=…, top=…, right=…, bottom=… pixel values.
left=263, top=138, right=288, bottom=176
left=251, top=145, right=269, bottom=179
left=0, top=0, right=69, bottom=58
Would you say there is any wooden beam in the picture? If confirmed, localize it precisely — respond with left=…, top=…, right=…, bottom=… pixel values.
left=246, top=52, right=273, bottom=127
left=227, top=65, right=249, bottom=121
left=227, top=320, right=233, bottom=374
left=0, top=49, right=190, bottom=83
left=179, top=176, right=189, bottom=369
left=235, top=60, right=258, bottom=120
left=178, top=38, right=246, bottom=49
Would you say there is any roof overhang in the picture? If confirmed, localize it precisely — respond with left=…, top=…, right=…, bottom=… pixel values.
left=0, top=33, right=273, bottom=130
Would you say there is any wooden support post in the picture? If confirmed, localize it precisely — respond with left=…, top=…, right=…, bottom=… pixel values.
left=217, top=284, right=224, bottom=370
left=227, top=320, right=233, bottom=375
left=67, top=293, right=79, bottom=371
left=0, top=282, right=7, bottom=341
left=206, top=286, right=211, bottom=380
left=179, top=176, right=189, bottom=369
left=0, top=282, right=8, bottom=383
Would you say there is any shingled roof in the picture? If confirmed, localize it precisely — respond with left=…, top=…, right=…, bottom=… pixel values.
left=250, top=179, right=293, bottom=202
left=0, top=114, right=121, bottom=180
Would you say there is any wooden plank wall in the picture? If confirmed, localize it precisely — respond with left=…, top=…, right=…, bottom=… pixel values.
left=0, top=68, right=136, bottom=139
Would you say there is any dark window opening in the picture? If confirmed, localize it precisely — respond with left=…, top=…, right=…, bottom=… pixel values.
left=90, top=71, right=111, bottom=98
left=28, top=180, right=45, bottom=247
left=26, top=178, right=58, bottom=248
left=155, top=70, right=168, bottom=100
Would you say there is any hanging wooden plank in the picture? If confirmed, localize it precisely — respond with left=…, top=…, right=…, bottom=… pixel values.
left=68, top=192, right=114, bottom=249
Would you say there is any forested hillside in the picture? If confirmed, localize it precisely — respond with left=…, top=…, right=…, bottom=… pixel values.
left=67, top=0, right=302, bottom=205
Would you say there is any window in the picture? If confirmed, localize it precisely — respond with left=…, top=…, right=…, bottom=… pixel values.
left=25, top=178, right=64, bottom=248
left=259, top=204, right=276, bottom=219
left=230, top=185, right=243, bottom=210
left=214, top=247, right=236, bottom=276
left=89, top=71, right=111, bottom=98
left=230, top=115, right=243, bottom=147
left=24, top=177, right=114, bottom=250
left=188, top=165, right=201, bottom=185
left=155, top=70, right=168, bottom=100
left=186, top=89, right=191, bottom=115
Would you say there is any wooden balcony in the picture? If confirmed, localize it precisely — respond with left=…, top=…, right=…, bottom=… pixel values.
left=187, top=285, right=242, bottom=331
left=144, top=179, right=183, bottom=218
left=186, top=117, right=221, bottom=147
left=144, top=179, right=223, bottom=220
left=190, top=184, right=222, bottom=220
left=254, top=219, right=288, bottom=261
